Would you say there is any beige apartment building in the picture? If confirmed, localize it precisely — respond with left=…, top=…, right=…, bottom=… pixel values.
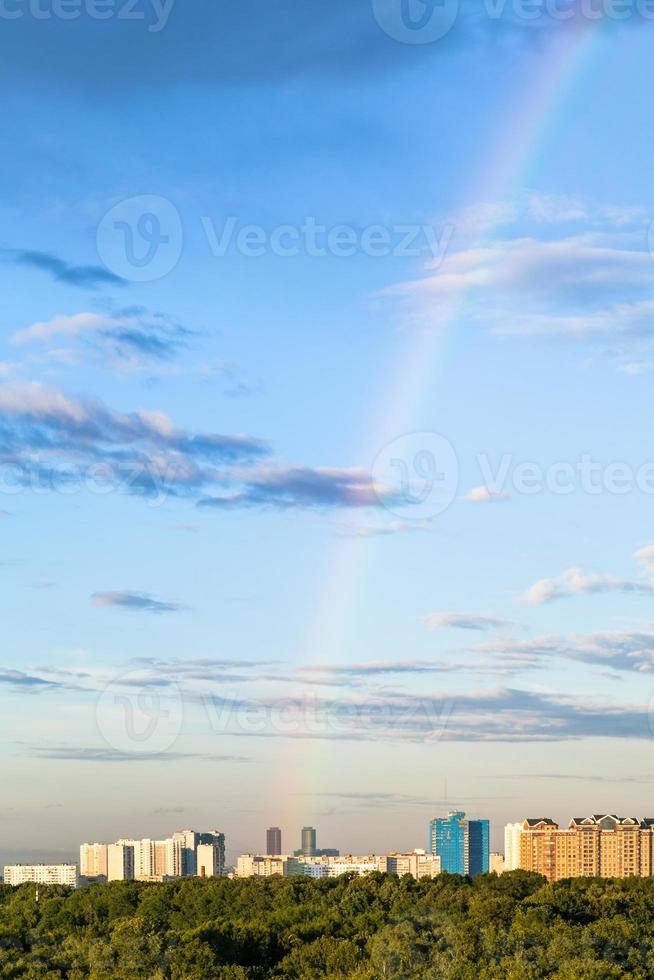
left=517, top=815, right=654, bottom=882
left=236, top=854, right=288, bottom=877
left=79, top=843, right=108, bottom=879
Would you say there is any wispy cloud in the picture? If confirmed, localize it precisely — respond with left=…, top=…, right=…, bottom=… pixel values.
left=473, top=629, right=654, bottom=674
left=383, top=193, right=654, bottom=373
left=5, top=249, right=124, bottom=288
left=12, top=309, right=194, bottom=370
left=91, top=592, right=182, bottom=614
left=461, top=485, right=510, bottom=503
left=0, top=669, right=61, bottom=691
left=198, top=465, right=384, bottom=510
left=425, top=613, right=513, bottom=632
left=523, top=566, right=654, bottom=605
left=300, top=660, right=461, bottom=678
left=335, top=519, right=433, bottom=538
left=27, top=745, right=251, bottom=763
left=0, top=381, right=390, bottom=510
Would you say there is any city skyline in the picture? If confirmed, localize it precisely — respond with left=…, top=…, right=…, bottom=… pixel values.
left=4, top=6, right=654, bottom=863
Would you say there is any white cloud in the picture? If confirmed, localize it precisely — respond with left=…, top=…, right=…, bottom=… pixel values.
left=523, top=566, right=654, bottom=605
left=461, top=485, right=510, bottom=503
left=425, top=613, right=512, bottom=632
left=635, top=543, right=654, bottom=573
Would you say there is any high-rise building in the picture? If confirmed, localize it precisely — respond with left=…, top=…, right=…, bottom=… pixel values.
left=3, top=865, right=78, bottom=888
left=196, top=843, right=225, bottom=878
left=504, top=822, right=523, bottom=871
left=79, top=843, right=108, bottom=880
left=107, top=843, right=135, bottom=881
left=83, top=829, right=226, bottom=882
left=429, top=811, right=489, bottom=877
left=301, top=826, right=317, bottom=857
left=518, top=815, right=654, bottom=882
left=429, top=811, right=467, bottom=875
left=266, top=827, right=282, bottom=855
left=468, top=819, right=490, bottom=876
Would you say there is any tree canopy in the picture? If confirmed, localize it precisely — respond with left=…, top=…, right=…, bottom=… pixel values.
left=2, top=871, right=654, bottom=977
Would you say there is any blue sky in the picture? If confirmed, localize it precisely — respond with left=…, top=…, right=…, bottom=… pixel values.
left=3, top=3, right=654, bottom=864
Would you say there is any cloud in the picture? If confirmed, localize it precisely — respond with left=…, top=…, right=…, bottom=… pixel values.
left=12, top=309, right=193, bottom=369
left=27, top=745, right=251, bottom=763
left=383, top=196, right=654, bottom=369
left=0, top=382, right=389, bottom=510
left=198, top=465, right=384, bottom=510
left=522, top=566, right=654, bottom=604
left=425, top=613, right=512, bottom=632
left=300, top=660, right=461, bottom=678
left=0, top=380, right=267, bottom=497
left=473, top=629, right=654, bottom=674
left=461, top=485, right=510, bottom=503
left=0, top=669, right=61, bottom=691
left=224, top=686, right=654, bottom=743
left=6, top=250, right=124, bottom=288
left=335, top=520, right=433, bottom=538
left=91, top=592, right=182, bottom=614
left=635, top=543, right=654, bottom=573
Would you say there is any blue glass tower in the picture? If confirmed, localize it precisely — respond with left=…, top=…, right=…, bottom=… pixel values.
left=468, top=819, right=490, bottom=876
left=429, top=811, right=467, bottom=875
left=429, top=811, right=490, bottom=877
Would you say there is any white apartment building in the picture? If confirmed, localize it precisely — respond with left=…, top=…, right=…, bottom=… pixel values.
left=79, top=843, right=108, bottom=879
left=381, top=850, right=442, bottom=879
left=85, top=829, right=226, bottom=882
left=197, top=842, right=225, bottom=878
left=490, top=852, right=505, bottom=874
left=107, top=843, right=135, bottom=881
left=504, top=823, right=523, bottom=871
left=301, top=857, right=380, bottom=878
left=236, top=854, right=288, bottom=877
left=236, top=851, right=442, bottom=880
left=4, top=864, right=78, bottom=888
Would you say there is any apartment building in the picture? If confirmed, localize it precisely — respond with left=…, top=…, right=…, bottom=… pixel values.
left=79, top=843, right=108, bottom=880
left=381, top=850, right=442, bottom=879
left=236, top=854, right=288, bottom=877
left=107, top=843, right=135, bottom=881
left=4, top=864, right=78, bottom=888
left=517, top=815, right=654, bottom=882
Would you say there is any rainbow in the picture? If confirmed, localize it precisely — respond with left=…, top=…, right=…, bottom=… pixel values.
left=284, top=19, right=608, bottom=836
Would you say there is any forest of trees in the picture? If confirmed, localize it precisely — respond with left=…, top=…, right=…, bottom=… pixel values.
left=2, top=870, right=654, bottom=977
